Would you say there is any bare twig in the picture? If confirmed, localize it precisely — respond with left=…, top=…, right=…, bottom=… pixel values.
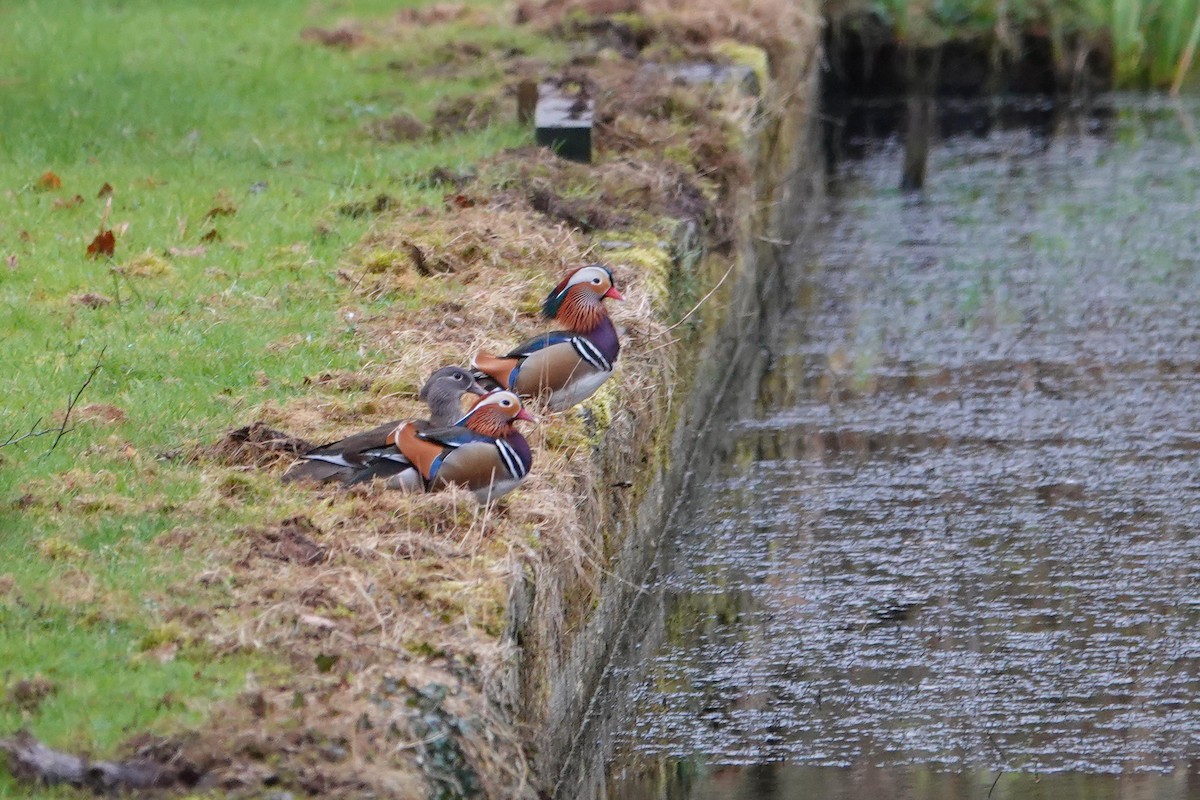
left=47, top=347, right=106, bottom=454
left=0, top=418, right=52, bottom=449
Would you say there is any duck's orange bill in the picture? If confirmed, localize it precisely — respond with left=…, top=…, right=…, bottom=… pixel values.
left=515, top=407, right=536, bottom=423
left=604, top=286, right=625, bottom=301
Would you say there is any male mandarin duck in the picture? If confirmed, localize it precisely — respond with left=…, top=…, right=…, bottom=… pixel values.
left=472, top=264, right=623, bottom=412
left=281, top=366, right=486, bottom=485
left=383, top=389, right=535, bottom=503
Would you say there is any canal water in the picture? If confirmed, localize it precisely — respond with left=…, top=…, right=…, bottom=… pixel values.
left=600, top=96, right=1200, bottom=799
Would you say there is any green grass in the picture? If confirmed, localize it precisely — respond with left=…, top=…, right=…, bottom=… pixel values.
left=0, top=1, right=562, bottom=794
left=853, top=0, right=1200, bottom=88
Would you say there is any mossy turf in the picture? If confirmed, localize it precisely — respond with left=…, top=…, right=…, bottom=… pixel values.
left=0, top=1, right=563, bottom=794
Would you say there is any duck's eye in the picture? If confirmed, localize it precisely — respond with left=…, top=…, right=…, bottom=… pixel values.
left=454, top=374, right=464, bottom=381
left=502, top=399, right=512, bottom=406
left=592, top=277, right=602, bottom=284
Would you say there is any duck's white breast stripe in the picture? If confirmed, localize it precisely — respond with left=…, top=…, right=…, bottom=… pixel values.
left=571, top=337, right=610, bottom=372
left=495, top=440, right=526, bottom=478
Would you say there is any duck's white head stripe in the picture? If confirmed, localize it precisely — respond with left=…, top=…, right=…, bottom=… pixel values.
left=566, top=265, right=611, bottom=290
left=456, top=390, right=522, bottom=425
left=572, top=336, right=611, bottom=372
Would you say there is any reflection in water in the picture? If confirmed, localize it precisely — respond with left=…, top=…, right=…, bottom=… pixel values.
left=602, top=97, right=1200, bottom=800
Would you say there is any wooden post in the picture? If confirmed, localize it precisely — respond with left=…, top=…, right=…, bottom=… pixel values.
left=517, top=80, right=538, bottom=125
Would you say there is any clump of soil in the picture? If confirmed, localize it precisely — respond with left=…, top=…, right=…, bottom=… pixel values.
left=431, top=93, right=502, bottom=136
left=338, top=193, right=399, bottom=218
left=302, top=370, right=374, bottom=393
left=243, top=516, right=328, bottom=566
left=393, top=2, right=470, bottom=26
left=300, top=24, right=366, bottom=49
left=364, top=112, right=428, bottom=143
left=196, top=422, right=314, bottom=469
left=518, top=0, right=816, bottom=71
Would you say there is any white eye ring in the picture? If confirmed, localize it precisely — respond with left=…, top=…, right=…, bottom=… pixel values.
left=592, top=277, right=602, bottom=284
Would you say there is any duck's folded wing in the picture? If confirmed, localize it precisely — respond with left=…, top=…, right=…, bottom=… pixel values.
left=282, top=420, right=400, bottom=483
left=344, top=443, right=416, bottom=486
left=416, top=425, right=494, bottom=449
left=306, top=421, right=398, bottom=461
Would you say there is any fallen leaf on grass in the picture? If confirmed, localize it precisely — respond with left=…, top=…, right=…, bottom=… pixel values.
left=86, top=229, right=115, bottom=258
left=86, top=196, right=116, bottom=258
left=200, top=228, right=222, bottom=243
left=35, top=171, right=62, bottom=190
left=203, top=203, right=236, bottom=221
left=97, top=182, right=113, bottom=198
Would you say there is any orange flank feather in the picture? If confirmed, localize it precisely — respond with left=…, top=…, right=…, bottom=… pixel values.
left=394, top=423, right=444, bottom=481
left=472, top=352, right=519, bottom=390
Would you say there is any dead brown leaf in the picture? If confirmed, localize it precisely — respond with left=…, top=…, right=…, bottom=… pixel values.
left=97, top=182, right=113, bottom=198
left=35, top=171, right=62, bottom=191
left=86, top=229, right=115, bottom=258
left=200, top=229, right=222, bottom=243
left=203, top=204, right=236, bottom=221
left=445, top=193, right=478, bottom=209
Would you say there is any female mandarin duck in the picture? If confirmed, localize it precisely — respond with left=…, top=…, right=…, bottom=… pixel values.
left=472, top=264, right=623, bottom=412
left=282, top=366, right=486, bottom=484
left=383, top=389, right=535, bottom=503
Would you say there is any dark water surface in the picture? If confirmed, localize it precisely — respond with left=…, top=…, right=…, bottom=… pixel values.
left=602, top=97, right=1200, bottom=799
